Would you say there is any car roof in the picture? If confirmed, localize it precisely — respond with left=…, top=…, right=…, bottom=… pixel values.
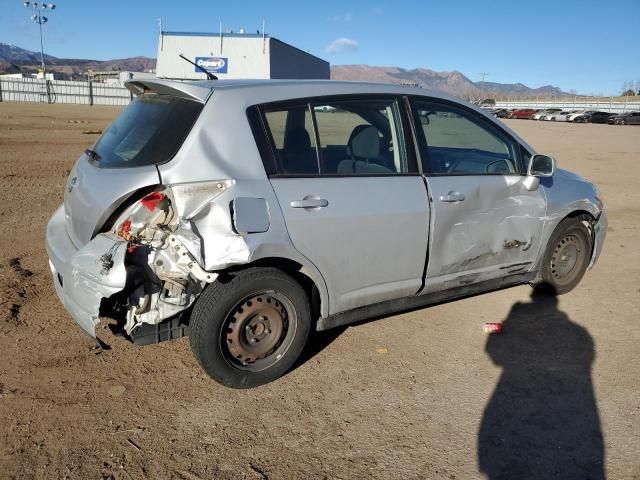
left=126, top=77, right=464, bottom=105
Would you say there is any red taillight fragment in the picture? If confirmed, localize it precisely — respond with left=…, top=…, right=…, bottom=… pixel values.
left=141, top=192, right=165, bottom=212
left=117, top=219, right=132, bottom=240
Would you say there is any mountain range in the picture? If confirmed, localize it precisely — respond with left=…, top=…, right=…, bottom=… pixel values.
left=0, top=43, right=155, bottom=79
left=0, top=42, right=569, bottom=97
left=330, top=65, right=568, bottom=97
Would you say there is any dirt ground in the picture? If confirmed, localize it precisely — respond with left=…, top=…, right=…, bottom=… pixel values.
left=0, top=102, right=638, bottom=480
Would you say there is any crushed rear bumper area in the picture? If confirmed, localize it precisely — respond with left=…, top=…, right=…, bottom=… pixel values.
left=46, top=205, right=127, bottom=339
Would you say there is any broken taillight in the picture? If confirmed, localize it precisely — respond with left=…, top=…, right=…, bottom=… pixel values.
left=117, top=219, right=132, bottom=240
left=140, top=192, right=166, bottom=212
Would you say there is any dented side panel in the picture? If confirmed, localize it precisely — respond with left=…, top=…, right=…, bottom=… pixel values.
left=534, top=169, right=605, bottom=272
left=422, top=175, right=547, bottom=293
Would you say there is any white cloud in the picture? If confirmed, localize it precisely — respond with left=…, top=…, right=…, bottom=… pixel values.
left=326, top=37, right=359, bottom=54
left=330, top=13, right=352, bottom=23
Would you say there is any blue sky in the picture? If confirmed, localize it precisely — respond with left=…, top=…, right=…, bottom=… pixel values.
left=2, top=0, right=639, bottom=95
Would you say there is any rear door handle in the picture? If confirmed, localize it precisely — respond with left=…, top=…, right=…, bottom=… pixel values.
left=290, top=198, right=329, bottom=209
left=439, top=191, right=466, bottom=203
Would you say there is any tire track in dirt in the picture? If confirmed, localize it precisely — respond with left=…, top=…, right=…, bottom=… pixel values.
left=1, top=257, right=35, bottom=329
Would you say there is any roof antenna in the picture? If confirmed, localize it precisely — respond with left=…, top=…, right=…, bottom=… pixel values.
left=178, top=53, right=217, bottom=80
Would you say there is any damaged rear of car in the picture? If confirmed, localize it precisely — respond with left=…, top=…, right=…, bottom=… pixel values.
left=47, top=82, right=225, bottom=343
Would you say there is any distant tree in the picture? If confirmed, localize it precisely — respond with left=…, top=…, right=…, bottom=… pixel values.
left=622, top=89, right=636, bottom=96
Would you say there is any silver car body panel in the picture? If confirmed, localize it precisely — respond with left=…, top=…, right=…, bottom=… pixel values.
left=64, top=157, right=160, bottom=247
left=46, top=79, right=607, bottom=340
left=269, top=177, right=429, bottom=314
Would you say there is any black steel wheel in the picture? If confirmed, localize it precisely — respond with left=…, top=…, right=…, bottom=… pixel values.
left=189, top=268, right=311, bottom=388
left=538, top=218, right=593, bottom=295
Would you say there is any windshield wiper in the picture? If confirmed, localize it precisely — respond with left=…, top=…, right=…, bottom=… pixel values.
left=178, top=54, right=218, bottom=80
left=85, top=148, right=101, bottom=161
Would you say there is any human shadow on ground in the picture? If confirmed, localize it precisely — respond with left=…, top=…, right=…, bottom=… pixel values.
left=478, top=291, right=604, bottom=480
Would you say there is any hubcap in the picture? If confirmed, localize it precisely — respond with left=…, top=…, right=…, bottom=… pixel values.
left=222, top=293, right=295, bottom=371
left=550, top=234, right=584, bottom=284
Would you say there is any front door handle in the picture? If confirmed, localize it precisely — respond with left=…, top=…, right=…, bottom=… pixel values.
left=439, top=191, right=466, bottom=203
left=290, top=198, right=329, bottom=209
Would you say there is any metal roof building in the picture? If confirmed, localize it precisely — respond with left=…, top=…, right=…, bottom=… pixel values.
left=156, top=31, right=330, bottom=80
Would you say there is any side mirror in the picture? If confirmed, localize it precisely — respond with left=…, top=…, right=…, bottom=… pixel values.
left=528, top=154, right=556, bottom=177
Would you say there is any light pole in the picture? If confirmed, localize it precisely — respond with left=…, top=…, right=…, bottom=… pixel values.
left=479, top=72, right=488, bottom=104
left=23, top=2, right=56, bottom=79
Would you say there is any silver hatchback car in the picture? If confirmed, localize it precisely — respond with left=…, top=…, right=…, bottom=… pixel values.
left=46, top=79, right=607, bottom=388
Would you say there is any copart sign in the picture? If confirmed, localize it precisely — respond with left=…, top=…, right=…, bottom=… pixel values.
left=194, top=57, right=228, bottom=74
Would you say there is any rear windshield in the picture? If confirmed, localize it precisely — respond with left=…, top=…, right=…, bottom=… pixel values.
left=92, top=94, right=203, bottom=168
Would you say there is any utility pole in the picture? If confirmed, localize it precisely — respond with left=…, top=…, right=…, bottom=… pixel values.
left=479, top=72, right=488, bottom=103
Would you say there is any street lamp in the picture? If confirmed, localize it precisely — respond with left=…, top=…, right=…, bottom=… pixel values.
left=23, top=2, right=56, bottom=78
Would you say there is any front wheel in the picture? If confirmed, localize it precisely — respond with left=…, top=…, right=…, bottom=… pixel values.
left=538, top=218, right=593, bottom=295
left=189, top=268, right=311, bottom=388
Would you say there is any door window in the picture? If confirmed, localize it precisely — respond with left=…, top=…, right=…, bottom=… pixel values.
left=413, top=100, right=520, bottom=175
left=312, top=98, right=407, bottom=174
left=261, top=98, right=409, bottom=176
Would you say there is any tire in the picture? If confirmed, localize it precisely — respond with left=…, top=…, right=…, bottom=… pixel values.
left=189, top=267, right=311, bottom=388
left=538, top=218, right=593, bottom=295
left=620, top=119, right=626, bottom=125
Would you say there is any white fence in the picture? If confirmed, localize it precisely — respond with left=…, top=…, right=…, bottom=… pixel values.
left=494, top=98, right=640, bottom=114
left=0, top=77, right=132, bottom=106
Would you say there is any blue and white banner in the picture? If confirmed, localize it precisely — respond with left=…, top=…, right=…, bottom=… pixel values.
left=194, top=57, right=228, bottom=74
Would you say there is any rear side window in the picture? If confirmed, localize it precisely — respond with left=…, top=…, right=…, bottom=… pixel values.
left=313, top=99, right=407, bottom=175
left=264, top=106, right=318, bottom=174
left=261, top=97, right=408, bottom=176
left=92, top=94, right=203, bottom=168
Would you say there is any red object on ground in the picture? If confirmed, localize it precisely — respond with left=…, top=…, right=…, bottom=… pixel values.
left=140, top=192, right=165, bottom=212
left=483, top=323, right=502, bottom=334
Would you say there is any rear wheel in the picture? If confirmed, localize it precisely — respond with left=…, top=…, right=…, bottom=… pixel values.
left=189, top=268, right=311, bottom=388
left=538, top=218, right=592, bottom=295
left=620, top=119, right=626, bottom=125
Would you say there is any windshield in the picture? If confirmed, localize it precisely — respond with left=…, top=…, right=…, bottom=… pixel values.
left=92, top=94, right=203, bottom=168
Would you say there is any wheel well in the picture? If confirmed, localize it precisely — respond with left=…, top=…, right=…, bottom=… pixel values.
left=565, top=210, right=596, bottom=234
left=219, top=257, right=322, bottom=322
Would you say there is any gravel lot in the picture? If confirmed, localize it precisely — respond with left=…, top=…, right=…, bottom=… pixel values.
left=0, top=103, right=638, bottom=479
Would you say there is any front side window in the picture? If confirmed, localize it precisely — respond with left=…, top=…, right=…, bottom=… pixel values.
left=413, top=100, right=519, bottom=175
left=260, top=97, right=408, bottom=176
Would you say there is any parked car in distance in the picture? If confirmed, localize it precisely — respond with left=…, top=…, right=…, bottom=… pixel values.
left=509, top=108, right=537, bottom=119
left=567, top=110, right=593, bottom=122
left=587, top=111, right=616, bottom=124
left=532, top=109, right=562, bottom=120
left=608, top=111, right=640, bottom=125
left=545, top=110, right=578, bottom=122
left=490, top=108, right=509, bottom=118
left=46, top=79, right=608, bottom=388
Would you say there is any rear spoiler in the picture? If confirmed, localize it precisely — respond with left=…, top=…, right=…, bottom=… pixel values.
left=124, top=79, right=213, bottom=103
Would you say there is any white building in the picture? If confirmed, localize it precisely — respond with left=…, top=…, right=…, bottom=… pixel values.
left=156, top=31, right=329, bottom=80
